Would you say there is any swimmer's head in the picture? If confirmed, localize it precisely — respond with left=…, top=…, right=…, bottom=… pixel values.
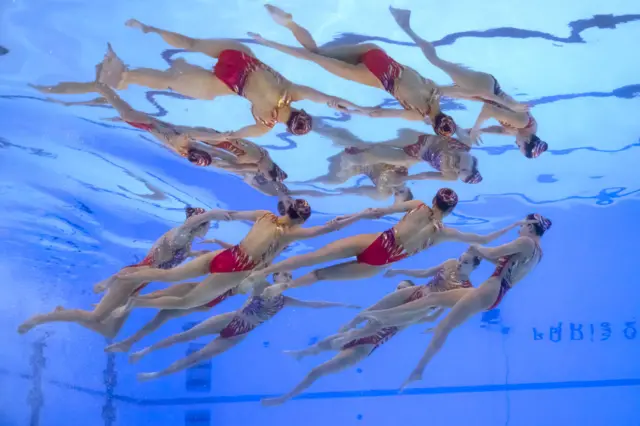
left=459, top=249, right=482, bottom=275
left=521, top=213, right=552, bottom=237
left=272, top=271, right=292, bottom=284
left=393, top=186, right=414, bottom=203
left=517, top=134, right=548, bottom=159
left=432, top=188, right=458, bottom=216
left=278, top=198, right=312, bottom=223
left=287, top=109, right=313, bottom=136
left=459, top=156, right=483, bottom=184
left=433, top=113, right=457, bottom=138
left=187, top=148, right=213, bottom=167
left=267, top=163, right=288, bottom=182
left=396, top=280, right=416, bottom=290
left=185, top=207, right=209, bottom=236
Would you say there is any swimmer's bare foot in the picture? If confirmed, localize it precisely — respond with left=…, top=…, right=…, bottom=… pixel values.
left=125, top=19, right=151, bottom=33
left=129, top=348, right=149, bottom=364
left=282, top=349, right=307, bottom=361
left=261, top=396, right=287, bottom=407
left=105, top=340, right=132, bottom=354
left=137, top=372, right=159, bottom=382
left=28, top=84, right=53, bottom=93
left=389, top=6, right=412, bottom=29
left=265, top=4, right=293, bottom=27
left=98, top=43, right=126, bottom=89
left=399, top=369, right=422, bottom=392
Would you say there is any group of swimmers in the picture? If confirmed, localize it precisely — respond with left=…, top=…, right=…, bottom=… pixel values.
left=20, top=5, right=553, bottom=405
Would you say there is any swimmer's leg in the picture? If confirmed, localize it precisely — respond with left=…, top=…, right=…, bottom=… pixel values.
left=119, top=272, right=244, bottom=314
left=284, top=333, right=346, bottom=360
left=282, top=261, right=382, bottom=293
left=94, top=81, right=152, bottom=124
left=106, top=284, right=203, bottom=352
left=29, top=82, right=97, bottom=95
left=248, top=31, right=378, bottom=86
left=129, top=312, right=234, bottom=363
left=125, top=19, right=253, bottom=58
left=389, top=7, right=527, bottom=111
left=262, top=346, right=369, bottom=406
left=137, top=333, right=243, bottom=381
left=17, top=278, right=141, bottom=334
left=361, top=288, right=471, bottom=326
left=401, top=288, right=490, bottom=389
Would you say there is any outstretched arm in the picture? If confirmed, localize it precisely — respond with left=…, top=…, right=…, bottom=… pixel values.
left=354, top=107, right=424, bottom=121
left=287, top=210, right=370, bottom=240
left=402, top=171, right=457, bottom=182
left=384, top=262, right=447, bottom=279
left=292, top=84, right=369, bottom=112
left=284, top=297, right=361, bottom=309
left=200, top=238, right=235, bottom=249
left=199, top=122, right=271, bottom=142
left=364, top=199, right=427, bottom=218
left=339, top=287, right=420, bottom=332
left=438, top=221, right=524, bottom=245
left=470, top=236, right=534, bottom=260
left=181, top=209, right=235, bottom=230
left=479, top=125, right=510, bottom=135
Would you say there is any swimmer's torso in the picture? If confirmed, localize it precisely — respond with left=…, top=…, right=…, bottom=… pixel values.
left=238, top=212, right=289, bottom=267
left=492, top=238, right=542, bottom=288
left=244, top=65, right=292, bottom=128
left=143, top=230, right=192, bottom=269
left=394, top=68, right=439, bottom=118
left=211, top=139, right=268, bottom=164
left=403, top=134, right=470, bottom=177
left=393, top=204, right=444, bottom=255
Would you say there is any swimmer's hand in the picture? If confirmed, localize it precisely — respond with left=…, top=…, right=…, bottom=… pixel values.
left=383, top=269, right=400, bottom=278
left=511, top=102, right=530, bottom=113
left=327, top=98, right=356, bottom=112
left=247, top=32, right=266, bottom=44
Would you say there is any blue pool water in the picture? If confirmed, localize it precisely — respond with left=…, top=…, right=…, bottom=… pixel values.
left=2, top=1, right=640, bottom=425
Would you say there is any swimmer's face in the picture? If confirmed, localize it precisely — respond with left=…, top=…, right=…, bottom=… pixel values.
left=273, top=272, right=292, bottom=284
left=458, top=251, right=481, bottom=275
left=519, top=222, right=535, bottom=237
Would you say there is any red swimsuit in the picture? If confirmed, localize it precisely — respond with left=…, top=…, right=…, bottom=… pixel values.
left=360, top=49, right=403, bottom=94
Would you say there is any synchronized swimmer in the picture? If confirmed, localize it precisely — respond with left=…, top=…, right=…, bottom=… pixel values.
left=19, top=4, right=556, bottom=401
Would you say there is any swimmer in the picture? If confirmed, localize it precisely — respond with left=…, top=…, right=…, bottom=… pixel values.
left=17, top=207, right=233, bottom=336
left=104, top=240, right=243, bottom=353
left=388, top=7, right=547, bottom=158
left=261, top=280, right=445, bottom=406
left=287, top=160, right=416, bottom=205
left=38, top=23, right=373, bottom=139
left=244, top=188, right=529, bottom=298
left=109, top=199, right=376, bottom=317
left=131, top=272, right=361, bottom=381
left=309, top=120, right=482, bottom=184
left=361, top=214, right=551, bottom=389
left=250, top=4, right=466, bottom=139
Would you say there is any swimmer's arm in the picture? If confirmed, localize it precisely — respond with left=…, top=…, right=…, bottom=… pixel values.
left=227, top=210, right=273, bottom=222
left=339, top=287, right=419, bottom=331
left=364, top=199, right=427, bottom=217
left=291, top=85, right=365, bottom=111
left=479, top=125, right=509, bottom=135
left=284, top=297, right=361, bottom=310
left=402, top=171, right=456, bottom=182
left=95, top=82, right=146, bottom=121
left=439, top=222, right=520, bottom=245
left=360, top=107, right=424, bottom=121
left=181, top=209, right=238, bottom=230
left=385, top=263, right=444, bottom=278
left=200, top=239, right=235, bottom=249
left=287, top=213, right=366, bottom=240
left=469, top=104, right=494, bottom=138
left=471, top=237, right=534, bottom=260
left=203, top=123, right=271, bottom=141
